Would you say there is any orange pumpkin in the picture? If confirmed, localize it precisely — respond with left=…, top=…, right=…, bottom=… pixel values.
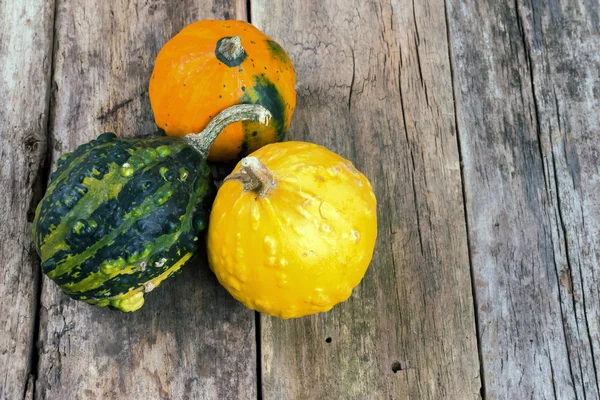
left=149, top=20, right=296, bottom=161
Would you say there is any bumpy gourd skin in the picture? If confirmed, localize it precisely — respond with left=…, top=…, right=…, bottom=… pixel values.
left=149, top=20, right=296, bottom=161
left=32, top=132, right=213, bottom=312
left=207, top=142, right=378, bottom=318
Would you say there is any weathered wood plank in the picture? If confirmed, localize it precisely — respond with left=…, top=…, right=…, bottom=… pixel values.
left=0, top=0, right=54, bottom=398
left=252, top=1, right=481, bottom=398
left=35, top=1, right=256, bottom=399
left=447, top=0, right=600, bottom=398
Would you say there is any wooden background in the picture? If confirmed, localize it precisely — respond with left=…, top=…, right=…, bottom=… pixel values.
left=1, top=0, right=598, bottom=399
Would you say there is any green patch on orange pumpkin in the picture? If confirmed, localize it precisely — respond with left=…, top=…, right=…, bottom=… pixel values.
left=266, top=39, right=291, bottom=66
left=240, top=74, right=288, bottom=158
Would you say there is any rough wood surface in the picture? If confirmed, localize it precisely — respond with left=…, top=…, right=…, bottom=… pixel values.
left=0, top=0, right=54, bottom=398
left=252, top=1, right=481, bottom=398
left=35, top=1, right=257, bottom=399
left=2, top=0, right=599, bottom=398
left=447, top=0, right=600, bottom=398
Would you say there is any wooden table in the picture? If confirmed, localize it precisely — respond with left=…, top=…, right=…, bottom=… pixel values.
left=1, top=1, right=598, bottom=399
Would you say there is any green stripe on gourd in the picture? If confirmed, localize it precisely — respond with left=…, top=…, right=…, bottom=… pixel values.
left=36, top=139, right=187, bottom=252
left=47, top=149, right=211, bottom=288
left=46, top=182, right=174, bottom=279
left=60, top=179, right=199, bottom=293
left=32, top=104, right=272, bottom=312
left=43, top=140, right=116, bottom=197
left=87, top=252, right=193, bottom=312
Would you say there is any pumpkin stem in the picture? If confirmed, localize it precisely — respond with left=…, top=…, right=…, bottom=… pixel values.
left=184, top=104, right=271, bottom=158
left=215, top=36, right=247, bottom=67
left=224, top=156, right=277, bottom=197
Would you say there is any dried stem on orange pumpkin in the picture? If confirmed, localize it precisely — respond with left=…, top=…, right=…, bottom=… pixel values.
left=184, top=104, right=271, bottom=158
left=224, top=156, right=277, bottom=197
left=215, top=36, right=247, bottom=67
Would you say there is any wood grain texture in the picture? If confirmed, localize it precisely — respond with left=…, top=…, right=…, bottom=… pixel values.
left=252, top=1, right=481, bottom=398
left=0, top=0, right=54, bottom=398
left=35, top=1, right=255, bottom=399
left=447, top=0, right=600, bottom=398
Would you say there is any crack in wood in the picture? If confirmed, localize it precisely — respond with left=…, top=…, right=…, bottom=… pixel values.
left=398, top=57, right=424, bottom=256
left=411, top=0, right=429, bottom=109
left=443, top=0, right=486, bottom=398
left=28, top=3, right=59, bottom=397
left=97, top=96, right=138, bottom=121
left=516, top=0, right=589, bottom=394
left=348, top=47, right=356, bottom=110
left=0, top=0, right=56, bottom=397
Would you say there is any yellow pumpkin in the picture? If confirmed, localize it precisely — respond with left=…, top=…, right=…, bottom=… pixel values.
left=149, top=20, right=296, bottom=161
left=206, top=142, right=377, bottom=318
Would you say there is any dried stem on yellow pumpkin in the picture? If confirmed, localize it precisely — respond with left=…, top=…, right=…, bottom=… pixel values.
left=224, top=157, right=277, bottom=197
left=184, top=104, right=271, bottom=158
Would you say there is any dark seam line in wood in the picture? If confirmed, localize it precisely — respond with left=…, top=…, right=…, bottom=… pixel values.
left=388, top=235, right=407, bottom=378
left=385, top=189, right=409, bottom=384
left=245, top=5, right=262, bottom=399
left=29, top=1, right=59, bottom=398
left=549, top=351, right=559, bottom=399
left=246, top=5, right=262, bottom=399
left=546, top=151, right=579, bottom=400
left=551, top=97, right=583, bottom=370
left=96, top=93, right=148, bottom=121
left=255, top=312, right=262, bottom=400
left=96, top=98, right=133, bottom=120
left=413, top=35, right=428, bottom=108
left=411, top=0, right=420, bottom=44
left=348, top=47, right=355, bottom=111
left=519, top=0, right=578, bottom=396
left=553, top=84, right=600, bottom=395
left=516, top=3, right=577, bottom=393
left=553, top=78, right=599, bottom=400
left=514, top=1, right=583, bottom=396
left=411, top=0, right=428, bottom=107
left=442, top=1, right=485, bottom=398
left=549, top=129, right=582, bottom=400
left=397, top=52, right=423, bottom=256
left=573, top=197, right=600, bottom=393
left=517, top=0, right=549, bottom=195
